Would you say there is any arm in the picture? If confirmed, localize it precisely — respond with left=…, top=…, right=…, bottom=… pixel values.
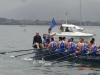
left=47, top=42, right=51, bottom=49
left=57, top=42, right=59, bottom=49
left=66, top=43, right=68, bottom=49
left=51, top=33, right=56, bottom=37
left=33, top=36, right=35, bottom=44
left=39, top=36, right=42, bottom=44
left=67, top=43, right=70, bottom=50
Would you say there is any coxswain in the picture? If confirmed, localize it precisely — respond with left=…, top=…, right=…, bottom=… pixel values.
left=32, top=32, right=44, bottom=49
left=48, top=38, right=57, bottom=52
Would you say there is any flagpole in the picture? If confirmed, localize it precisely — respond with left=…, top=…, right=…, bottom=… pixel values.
left=66, top=12, right=68, bottom=24
left=80, top=0, right=81, bottom=26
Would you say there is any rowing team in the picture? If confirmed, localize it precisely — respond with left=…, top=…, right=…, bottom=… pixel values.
left=45, top=37, right=100, bottom=54
left=33, top=33, right=100, bottom=54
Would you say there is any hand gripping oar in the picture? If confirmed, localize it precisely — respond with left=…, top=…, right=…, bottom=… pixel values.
left=0, top=49, right=35, bottom=54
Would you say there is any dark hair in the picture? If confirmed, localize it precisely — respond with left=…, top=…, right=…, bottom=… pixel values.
left=48, top=28, right=51, bottom=30
left=59, top=37, right=62, bottom=41
left=82, top=38, right=84, bottom=41
left=51, top=37, right=54, bottom=41
left=90, top=40, right=94, bottom=44
left=71, top=38, right=73, bottom=42
left=62, top=37, right=66, bottom=40
left=91, top=38, right=95, bottom=41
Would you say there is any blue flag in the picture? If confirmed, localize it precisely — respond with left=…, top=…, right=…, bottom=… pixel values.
left=49, top=18, right=57, bottom=29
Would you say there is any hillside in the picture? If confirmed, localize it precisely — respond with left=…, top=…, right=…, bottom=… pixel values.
left=0, top=18, right=100, bottom=26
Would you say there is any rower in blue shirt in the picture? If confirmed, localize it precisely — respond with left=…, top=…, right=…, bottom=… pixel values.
left=92, top=45, right=97, bottom=54
left=89, top=40, right=97, bottom=54
left=48, top=38, right=57, bottom=52
left=57, top=37, right=66, bottom=52
left=67, top=38, right=76, bottom=53
left=81, top=43, right=87, bottom=54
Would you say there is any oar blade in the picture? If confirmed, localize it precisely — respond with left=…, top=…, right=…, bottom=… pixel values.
left=0, top=52, right=6, bottom=54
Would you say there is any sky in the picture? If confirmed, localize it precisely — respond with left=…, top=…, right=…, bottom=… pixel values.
left=0, top=0, right=100, bottom=22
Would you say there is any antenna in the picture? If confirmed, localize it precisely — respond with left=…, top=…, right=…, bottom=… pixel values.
left=80, top=0, right=82, bottom=26
left=66, top=11, right=68, bottom=24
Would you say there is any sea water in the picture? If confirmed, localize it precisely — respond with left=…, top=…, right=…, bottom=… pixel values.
left=0, top=25, right=100, bottom=75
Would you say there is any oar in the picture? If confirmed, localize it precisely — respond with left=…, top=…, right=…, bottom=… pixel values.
left=0, top=48, right=35, bottom=54
left=29, top=51, right=68, bottom=60
left=10, top=51, right=35, bottom=57
left=28, top=51, right=52, bottom=59
left=51, top=53, right=75, bottom=64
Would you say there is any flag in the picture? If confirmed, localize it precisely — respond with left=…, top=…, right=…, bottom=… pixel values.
left=49, top=18, right=57, bottom=29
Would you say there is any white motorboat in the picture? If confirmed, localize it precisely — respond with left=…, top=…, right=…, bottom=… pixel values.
left=50, top=0, right=95, bottom=43
left=51, top=23, right=95, bottom=43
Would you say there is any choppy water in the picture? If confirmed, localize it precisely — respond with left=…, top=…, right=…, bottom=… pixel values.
left=0, top=25, right=100, bottom=75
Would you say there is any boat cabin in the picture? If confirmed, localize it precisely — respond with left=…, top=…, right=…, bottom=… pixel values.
left=60, top=24, right=84, bottom=32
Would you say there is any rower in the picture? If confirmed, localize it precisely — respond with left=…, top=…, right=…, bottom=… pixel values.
left=76, top=38, right=83, bottom=54
left=48, top=38, right=57, bottom=52
left=62, top=37, right=66, bottom=43
left=57, top=37, right=66, bottom=52
left=87, top=38, right=96, bottom=49
left=81, top=39, right=87, bottom=54
left=67, top=38, right=76, bottom=53
left=90, top=40, right=97, bottom=54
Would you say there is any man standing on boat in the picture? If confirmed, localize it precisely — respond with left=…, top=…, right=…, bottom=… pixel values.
left=32, top=32, right=44, bottom=49
left=45, top=28, right=56, bottom=48
left=45, top=18, right=57, bottom=48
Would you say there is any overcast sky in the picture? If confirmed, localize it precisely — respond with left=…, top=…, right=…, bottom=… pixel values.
left=0, top=0, right=100, bottom=22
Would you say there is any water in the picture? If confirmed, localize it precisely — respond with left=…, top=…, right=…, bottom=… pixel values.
left=0, top=25, right=100, bottom=75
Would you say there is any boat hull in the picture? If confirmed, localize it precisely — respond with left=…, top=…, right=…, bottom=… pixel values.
left=34, top=49, right=100, bottom=63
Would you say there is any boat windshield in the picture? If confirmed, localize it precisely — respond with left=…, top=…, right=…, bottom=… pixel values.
left=63, top=27, right=79, bottom=32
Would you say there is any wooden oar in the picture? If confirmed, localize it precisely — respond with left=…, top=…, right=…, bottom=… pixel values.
left=0, top=49, right=35, bottom=54
left=51, top=53, right=75, bottom=64
left=10, top=51, right=35, bottom=57
left=28, top=51, right=68, bottom=60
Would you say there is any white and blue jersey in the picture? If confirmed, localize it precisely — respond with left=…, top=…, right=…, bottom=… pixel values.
left=58, top=41, right=66, bottom=52
left=92, top=45, right=97, bottom=54
left=51, top=42, right=57, bottom=51
left=45, top=34, right=50, bottom=44
left=81, top=43, right=87, bottom=54
left=70, top=42, right=76, bottom=53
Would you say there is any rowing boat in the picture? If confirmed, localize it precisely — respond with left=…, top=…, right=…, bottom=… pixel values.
left=33, top=49, right=100, bottom=63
